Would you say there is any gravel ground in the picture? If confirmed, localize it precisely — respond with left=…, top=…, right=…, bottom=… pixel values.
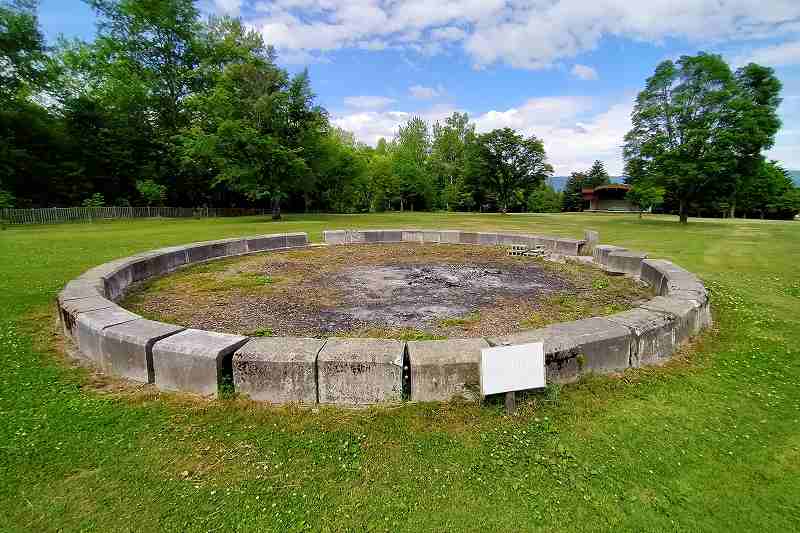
left=122, top=243, right=651, bottom=339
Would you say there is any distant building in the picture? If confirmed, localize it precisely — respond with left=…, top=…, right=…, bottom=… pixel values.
left=581, top=184, right=637, bottom=212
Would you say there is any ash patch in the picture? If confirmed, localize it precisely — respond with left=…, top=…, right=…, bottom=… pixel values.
left=325, top=263, right=572, bottom=330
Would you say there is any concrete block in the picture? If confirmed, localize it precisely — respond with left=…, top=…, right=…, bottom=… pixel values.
left=233, top=337, right=326, bottom=403
left=285, top=232, right=308, bottom=248
left=246, top=234, right=286, bottom=251
left=317, top=338, right=404, bottom=404
left=640, top=296, right=702, bottom=344
left=131, top=246, right=188, bottom=282
left=152, top=329, right=248, bottom=397
left=497, top=233, right=532, bottom=246
left=439, top=230, right=460, bottom=244
left=323, top=230, right=348, bottom=245
left=458, top=231, right=479, bottom=245
left=59, top=296, right=117, bottom=339
left=74, top=307, right=141, bottom=364
left=380, top=229, right=404, bottom=242
left=99, top=319, right=185, bottom=383
left=489, top=317, right=633, bottom=383
left=531, top=235, right=558, bottom=251
left=607, top=308, right=676, bottom=366
left=477, top=232, right=499, bottom=246
left=406, top=338, right=488, bottom=402
left=555, top=238, right=585, bottom=256
left=606, top=251, right=648, bottom=277
left=640, top=259, right=669, bottom=293
left=593, top=244, right=627, bottom=267
left=402, top=230, right=425, bottom=243
left=582, top=230, right=600, bottom=255
left=58, top=279, right=106, bottom=302
left=422, top=230, right=442, bottom=243
left=103, top=262, right=135, bottom=301
left=185, top=238, right=247, bottom=264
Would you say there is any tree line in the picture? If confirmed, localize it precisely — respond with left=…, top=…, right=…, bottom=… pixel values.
left=1, top=0, right=798, bottom=221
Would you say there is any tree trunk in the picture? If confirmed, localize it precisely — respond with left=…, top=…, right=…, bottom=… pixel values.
left=271, top=196, right=281, bottom=220
left=400, top=198, right=404, bottom=212
left=638, top=210, right=643, bottom=219
left=679, top=199, right=688, bottom=224
left=729, top=199, right=736, bottom=219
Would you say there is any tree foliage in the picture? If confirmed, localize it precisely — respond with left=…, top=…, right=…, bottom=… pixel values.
left=624, top=53, right=784, bottom=223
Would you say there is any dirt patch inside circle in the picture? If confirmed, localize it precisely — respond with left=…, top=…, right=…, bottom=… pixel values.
left=122, top=243, right=652, bottom=339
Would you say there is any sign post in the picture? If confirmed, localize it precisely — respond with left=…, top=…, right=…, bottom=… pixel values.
left=480, top=342, right=546, bottom=414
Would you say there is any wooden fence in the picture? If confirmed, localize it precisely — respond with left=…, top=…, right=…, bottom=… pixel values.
left=0, top=207, right=269, bottom=225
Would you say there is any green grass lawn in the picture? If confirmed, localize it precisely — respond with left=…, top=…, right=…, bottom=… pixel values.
left=0, top=212, right=798, bottom=532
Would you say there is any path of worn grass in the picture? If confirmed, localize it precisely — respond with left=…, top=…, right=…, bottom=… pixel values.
left=0, top=213, right=798, bottom=531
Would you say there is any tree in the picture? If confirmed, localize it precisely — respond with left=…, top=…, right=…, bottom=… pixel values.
left=624, top=53, right=742, bottom=223
left=468, top=128, right=552, bottom=213
left=429, top=112, right=476, bottom=210
left=81, top=192, right=105, bottom=207
left=561, top=172, right=587, bottom=212
left=392, top=117, right=433, bottom=211
left=527, top=184, right=562, bottom=213
left=0, top=0, right=49, bottom=101
left=136, top=179, right=167, bottom=206
left=626, top=183, right=665, bottom=218
left=725, top=64, right=782, bottom=217
left=585, top=160, right=611, bottom=188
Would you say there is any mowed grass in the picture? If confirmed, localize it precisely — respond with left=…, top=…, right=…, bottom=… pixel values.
left=0, top=212, right=798, bottom=532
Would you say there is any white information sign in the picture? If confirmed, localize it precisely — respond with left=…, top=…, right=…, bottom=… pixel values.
left=480, top=342, right=546, bottom=396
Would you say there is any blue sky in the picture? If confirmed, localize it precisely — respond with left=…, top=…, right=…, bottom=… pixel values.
left=39, top=0, right=800, bottom=175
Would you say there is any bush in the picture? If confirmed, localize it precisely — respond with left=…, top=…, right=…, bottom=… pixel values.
left=527, top=184, right=562, bottom=213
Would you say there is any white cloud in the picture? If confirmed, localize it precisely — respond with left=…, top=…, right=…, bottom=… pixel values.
left=343, top=95, right=397, bottom=110
left=249, top=0, right=800, bottom=69
left=409, top=84, right=444, bottom=99
left=571, top=64, right=598, bottom=80
left=213, top=0, right=242, bottom=15
left=333, top=96, right=632, bottom=175
left=734, top=40, right=800, bottom=68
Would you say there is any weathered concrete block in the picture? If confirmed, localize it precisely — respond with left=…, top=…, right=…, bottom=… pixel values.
left=285, top=232, right=308, bottom=248
left=323, top=230, right=348, bottom=245
left=152, top=329, right=248, bottom=397
left=439, top=230, right=460, bottom=244
left=555, top=238, right=585, bottom=256
left=102, top=262, right=136, bottom=301
left=58, top=279, right=106, bottom=303
left=531, top=235, right=558, bottom=251
left=59, top=296, right=117, bottom=339
left=489, top=317, right=633, bottom=383
left=317, top=338, right=404, bottom=404
left=380, top=229, right=404, bottom=242
left=100, top=319, right=185, bottom=383
left=477, top=232, right=499, bottom=246
left=402, top=230, right=425, bottom=243
left=607, top=308, right=676, bottom=366
left=458, top=231, right=479, bottom=244
left=407, top=338, right=488, bottom=402
left=640, top=259, right=669, bottom=293
left=606, top=251, right=648, bottom=277
left=593, top=244, right=628, bottom=267
left=582, top=230, right=600, bottom=255
left=246, top=234, right=286, bottom=251
left=185, top=238, right=247, bottom=264
left=233, top=337, right=326, bottom=403
left=422, top=230, right=442, bottom=243
left=131, top=246, right=188, bottom=282
left=497, top=233, right=532, bottom=246
left=640, top=296, right=702, bottom=344
left=74, top=307, right=141, bottom=364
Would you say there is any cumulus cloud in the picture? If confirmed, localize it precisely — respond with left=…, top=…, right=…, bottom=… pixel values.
left=248, top=0, right=800, bottom=69
left=332, top=96, right=632, bottom=175
left=409, top=84, right=444, bottom=99
left=734, top=40, right=800, bottom=67
left=343, top=95, right=397, bottom=110
left=571, top=64, right=598, bottom=80
left=213, top=0, right=242, bottom=15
